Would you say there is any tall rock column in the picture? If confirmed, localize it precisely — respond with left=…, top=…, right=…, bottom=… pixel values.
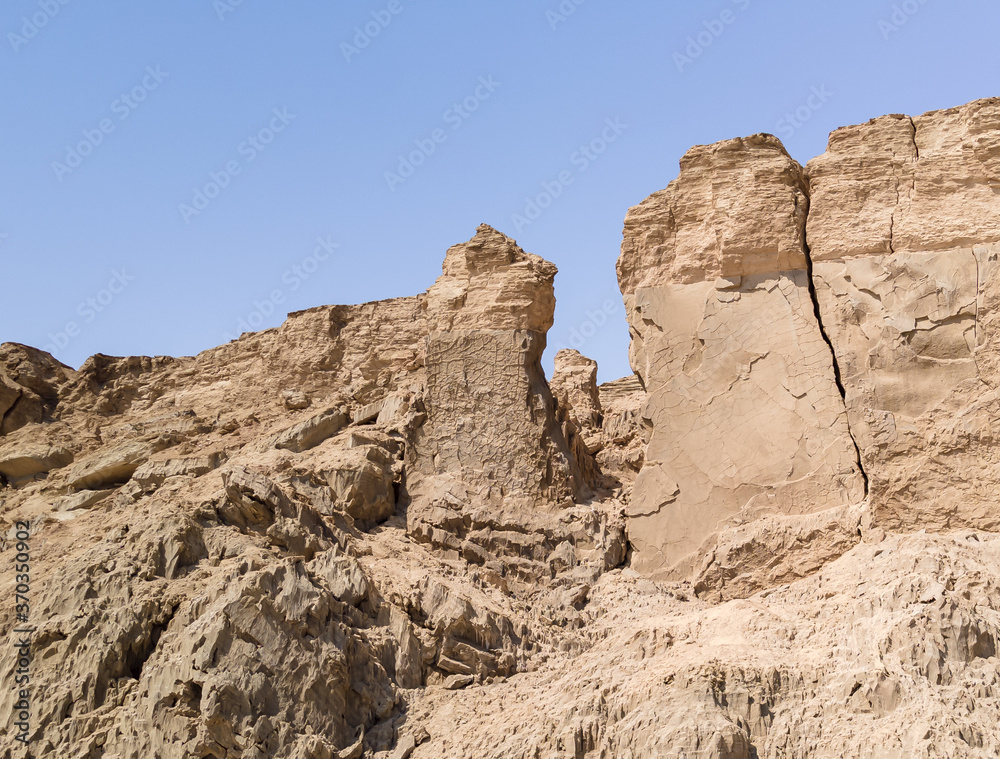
left=806, top=98, right=1000, bottom=531
left=413, top=224, right=582, bottom=505
left=617, top=135, right=865, bottom=587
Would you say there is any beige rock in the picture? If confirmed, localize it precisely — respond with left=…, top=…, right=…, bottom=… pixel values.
left=443, top=673, right=475, bottom=690
left=321, top=444, right=397, bottom=523
left=0, top=442, right=72, bottom=481
left=352, top=398, right=384, bottom=425
left=68, top=440, right=165, bottom=490
left=415, top=225, right=583, bottom=506
left=0, top=342, right=73, bottom=434
left=551, top=349, right=603, bottom=490
left=426, top=223, right=557, bottom=333
left=273, top=407, right=350, bottom=452
left=617, top=135, right=864, bottom=586
left=6, top=99, right=1000, bottom=759
left=56, top=488, right=116, bottom=511
left=551, top=349, right=602, bottom=431
left=132, top=453, right=224, bottom=490
left=806, top=98, right=1000, bottom=533
left=594, top=374, right=647, bottom=486
left=280, top=388, right=311, bottom=410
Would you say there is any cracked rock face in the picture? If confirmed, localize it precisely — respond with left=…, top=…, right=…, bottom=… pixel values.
left=806, top=98, right=1000, bottom=533
left=6, top=99, right=1000, bottom=759
left=617, top=135, right=865, bottom=590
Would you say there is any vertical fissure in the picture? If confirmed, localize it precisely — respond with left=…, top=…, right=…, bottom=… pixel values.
left=801, top=206, right=870, bottom=497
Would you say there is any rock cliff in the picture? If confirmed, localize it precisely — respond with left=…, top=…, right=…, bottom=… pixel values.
left=4, top=98, right=1000, bottom=758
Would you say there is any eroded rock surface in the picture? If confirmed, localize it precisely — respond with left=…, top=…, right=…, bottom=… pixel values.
left=617, top=134, right=865, bottom=588
left=4, top=99, right=1000, bottom=759
left=806, top=98, right=1000, bottom=534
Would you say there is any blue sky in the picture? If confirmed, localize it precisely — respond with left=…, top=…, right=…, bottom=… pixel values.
left=2, top=0, right=997, bottom=383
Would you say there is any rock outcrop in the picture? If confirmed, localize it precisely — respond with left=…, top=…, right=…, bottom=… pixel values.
left=5, top=97, right=1000, bottom=759
left=806, top=99, right=1000, bottom=534
left=617, top=134, right=865, bottom=589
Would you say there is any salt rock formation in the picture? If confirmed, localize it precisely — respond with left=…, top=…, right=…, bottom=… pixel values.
left=7, top=98, right=1000, bottom=759
left=0, top=224, right=623, bottom=759
left=806, top=98, right=1000, bottom=533
left=617, top=134, right=865, bottom=587
left=414, top=225, right=582, bottom=503
left=593, top=374, right=646, bottom=487
left=550, top=349, right=603, bottom=490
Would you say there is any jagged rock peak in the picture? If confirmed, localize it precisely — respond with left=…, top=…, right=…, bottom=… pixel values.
left=427, top=223, right=558, bottom=333
left=616, top=132, right=809, bottom=293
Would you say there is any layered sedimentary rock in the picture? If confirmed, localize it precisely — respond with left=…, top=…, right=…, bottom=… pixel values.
left=0, top=224, right=621, bottom=759
left=550, top=349, right=603, bottom=490
left=593, top=374, right=646, bottom=487
left=414, top=224, right=581, bottom=503
left=6, top=98, right=1000, bottom=759
left=617, top=135, right=865, bottom=586
left=806, top=98, right=1000, bottom=533
left=404, top=227, right=619, bottom=589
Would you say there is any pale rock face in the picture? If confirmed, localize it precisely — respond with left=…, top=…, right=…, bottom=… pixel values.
left=426, top=223, right=557, bottom=333
left=414, top=224, right=582, bottom=505
left=0, top=343, right=73, bottom=434
left=616, top=134, right=808, bottom=294
left=550, top=349, right=603, bottom=490
left=617, top=135, right=865, bottom=586
left=7, top=100, right=1000, bottom=759
left=594, top=373, right=647, bottom=486
left=806, top=97, right=1000, bottom=532
left=551, top=349, right=602, bottom=432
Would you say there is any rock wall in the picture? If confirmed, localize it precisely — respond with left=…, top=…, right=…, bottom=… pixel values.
left=6, top=97, right=1000, bottom=759
left=413, top=224, right=583, bottom=504
left=806, top=98, right=1000, bottom=533
left=617, top=134, right=865, bottom=587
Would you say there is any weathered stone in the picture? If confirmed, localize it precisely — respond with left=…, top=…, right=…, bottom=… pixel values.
left=56, top=488, right=116, bottom=512
left=594, top=374, right=646, bottom=485
left=274, top=407, right=350, bottom=453
left=132, top=454, right=224, bottom=490
left=8, top=98, right=1000, bottom=759
left=352, top=399, right=384, bottom=425
left=220, top=466, right=294, bottom=528
left=68, top=440, right=162, bottom=490
left=443, top=673, right=474, bottom=690
left=807, top=98, right=1000, bottom=533
left=551, top=349, right=602, bottom=430
left=0, top=443, right=73, bottom=481
left=280, top=388, right=311, bottom=410
left=617, top=135, right=865, bottom=584
left=426, top=223, right=557, bottom=333
left=310, top=551, right=370, bottom=607
left=321, top=445, right=396, bottom=522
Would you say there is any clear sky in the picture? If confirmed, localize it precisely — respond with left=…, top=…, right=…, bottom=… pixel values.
left=2, top=0, right=997, bottom=383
